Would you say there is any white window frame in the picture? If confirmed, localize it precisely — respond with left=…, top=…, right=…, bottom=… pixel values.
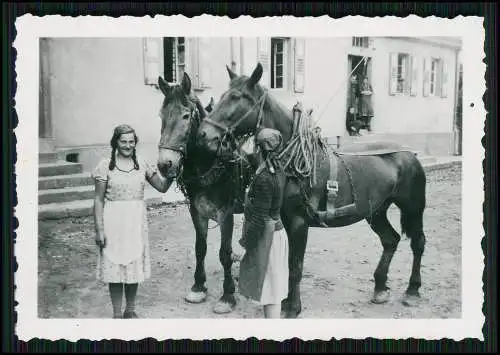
left=164, top=37, right=187, bottom=84
left=270, top=37, right=290, bottom=90
left=352, top=37, right=370, bottom=48
left=429, top=57, right=441, bottom=97
left=396, top=52, right=411, bottom=95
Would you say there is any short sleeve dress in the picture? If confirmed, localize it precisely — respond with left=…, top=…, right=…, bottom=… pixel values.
left=92, top=156, right=156, bottom=284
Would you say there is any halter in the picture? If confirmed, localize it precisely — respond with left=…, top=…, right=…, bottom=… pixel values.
left=157, top=100, right=200, bottom=159
left=202, top=90, right=268, bottom=155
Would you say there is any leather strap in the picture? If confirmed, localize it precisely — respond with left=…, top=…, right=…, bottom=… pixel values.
left=326, top=149, right=339, bottom=216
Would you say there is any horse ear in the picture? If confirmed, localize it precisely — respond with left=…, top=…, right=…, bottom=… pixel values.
left=181, top=72, right=192, bottom=95
left=158, top=76, right=171, bottom=97
left=248, top=62, right=263, bottom=87
left=226, top=65, right=237, bottom=80
left=204, top=97, right=215, bottom=113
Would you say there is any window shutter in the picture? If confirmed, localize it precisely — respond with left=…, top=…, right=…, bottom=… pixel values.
left=257, top=37, right=270, bottom=88
left=410, top=56, right=418, bottom=96
left=441, top=59, right=448, bottom=98
left=368, top=37, right=375, bottom=49
left=389, top=53, right=398, bottom=95
left=294, top=38, right=305, bottom=93
left=197, top=37, right=212, bottom=89
left=143, top=38, right=163, bottom=85
left=423, top=57, right=430, bottom=97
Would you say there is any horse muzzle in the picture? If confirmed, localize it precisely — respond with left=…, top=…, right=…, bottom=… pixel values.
left=157, top=149, right=183, bottom=178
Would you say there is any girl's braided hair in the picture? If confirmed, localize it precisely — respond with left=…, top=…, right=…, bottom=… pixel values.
left=109, top=124, right=140, bottom=171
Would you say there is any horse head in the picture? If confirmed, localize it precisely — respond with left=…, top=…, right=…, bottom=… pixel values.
left=157, top=72, right=208, bottom=179
left=196, top=63, right=269, bottom=157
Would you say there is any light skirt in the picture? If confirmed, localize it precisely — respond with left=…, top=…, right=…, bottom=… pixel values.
left=96, top=200, right=151, bottom=284
left=256, top=228, right=289, bottom=306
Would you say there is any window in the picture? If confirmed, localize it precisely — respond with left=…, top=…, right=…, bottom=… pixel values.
left=423, top=57, right=447, bottom=98
left=352, top=37, right=370, bottom=48
left=396, top=53, right=410, bottom=93
left=163, top=37, right=185, bottom=84
left=389, top=52, right=417, bottom=96
left=430, top=58, right=441, bottom=96
left=257, top=37, right=302, bottom=92
left=270, top=38, right=288, bottom=89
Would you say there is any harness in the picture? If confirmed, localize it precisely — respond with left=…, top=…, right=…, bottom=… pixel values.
left=158, top=96, right=253, bottom=204
left=203, top=90, right=268, bottom=156
left=158, top=101, right=200, bottom=158
left=202, top=90, right=358, bottom=222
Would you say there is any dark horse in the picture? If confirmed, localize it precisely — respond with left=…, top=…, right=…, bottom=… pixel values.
left=196, top=63, right=427, bottom=318
left=156, top=72, right=253, bottom=314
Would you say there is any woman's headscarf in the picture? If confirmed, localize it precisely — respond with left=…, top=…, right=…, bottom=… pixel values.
left=255, top=128, right=283, bottom=153
left=254, top=128, right=283, bottom=173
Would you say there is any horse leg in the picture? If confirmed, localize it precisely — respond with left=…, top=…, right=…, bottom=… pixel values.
left=398, top=203, right=426, bottom=307
left=395, top=161, right=427, bottom=307
left=185, top=204, right=209, bottom=304
left=213, top=212, right=237, bottom=314
left=368, top=202, right=401, bottom=304
left=282, top=213, right=309, bottom=318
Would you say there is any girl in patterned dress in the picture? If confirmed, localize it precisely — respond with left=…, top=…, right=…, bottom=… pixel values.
left=92, top=124, right=173, bottom=319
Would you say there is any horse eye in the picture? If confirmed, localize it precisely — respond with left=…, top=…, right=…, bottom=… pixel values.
left=183, top=113, right=190, bottom=120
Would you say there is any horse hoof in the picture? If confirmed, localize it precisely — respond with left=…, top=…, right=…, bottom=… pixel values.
left=185, top=291, right=207, bottom=304
left=402, top=293, right=420, bottom=307
left=371, top=290, right=390, bottom=304
left=213, top=301, right=234, bottom=314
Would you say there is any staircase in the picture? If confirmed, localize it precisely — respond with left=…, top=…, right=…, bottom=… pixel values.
left=38, top=152, right=185, bottom=220
left=38, top=153, right=95, bottom=220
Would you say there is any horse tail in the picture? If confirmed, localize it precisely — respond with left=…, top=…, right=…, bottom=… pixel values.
left=398, top=156, right=426, bottom=239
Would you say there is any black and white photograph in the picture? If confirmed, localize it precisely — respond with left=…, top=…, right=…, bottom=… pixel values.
left=14, top=14, right=484, bottom=341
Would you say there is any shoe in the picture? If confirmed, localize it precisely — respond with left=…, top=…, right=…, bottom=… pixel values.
left=123, top=310, right=139, bottom=319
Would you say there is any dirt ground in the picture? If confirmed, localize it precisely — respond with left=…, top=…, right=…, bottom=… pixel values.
left=38, top=164, right=462, bottom=319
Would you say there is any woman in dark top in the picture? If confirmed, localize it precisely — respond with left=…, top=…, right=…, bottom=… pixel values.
left=238, top=128, right=289, bottom=319
left=359, top=76, right=374, bottom=131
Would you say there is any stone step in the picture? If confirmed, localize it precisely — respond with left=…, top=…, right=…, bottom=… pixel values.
left=39, top=185, right=95, bottom=205
left=39, top=199, right=95, bottom=220
left=39, top=173, right=94, bottom=190
left=38, top=195, right=181, bottom=220
left=39, top=161, right=83, bottom=177
left=39, top=152, right=59, bottom=164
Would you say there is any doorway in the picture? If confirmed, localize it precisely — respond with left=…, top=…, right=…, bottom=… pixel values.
left=346, top=55, right=372, bottom=112
left=39, top=38, right=55, bottom=153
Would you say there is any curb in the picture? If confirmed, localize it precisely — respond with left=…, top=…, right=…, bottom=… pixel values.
left=422, top=159, right=461, bottom=173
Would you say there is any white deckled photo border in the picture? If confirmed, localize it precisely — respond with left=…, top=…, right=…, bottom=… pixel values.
left=14, top=14, right=485, bottom=341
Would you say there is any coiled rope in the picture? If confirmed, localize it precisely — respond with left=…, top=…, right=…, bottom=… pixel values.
left=278, top=103, right=328, bottom=187
left=277, top=56, right=369, bottom=188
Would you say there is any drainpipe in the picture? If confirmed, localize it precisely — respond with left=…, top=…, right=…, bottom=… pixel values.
left=240, top=37, right=244, bottom=75
left=452, top=47, right=461, bottom=155
left=230, top=37, right=237, bottom=72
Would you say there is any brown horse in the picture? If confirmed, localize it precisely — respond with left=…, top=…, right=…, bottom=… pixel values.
left=156, top=73, right=254, bottom=314
left=196, top=63, right=427, bottom=318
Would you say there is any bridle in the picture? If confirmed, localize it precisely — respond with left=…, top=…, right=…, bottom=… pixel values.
left=202, top=90, right=268, bottom=156
left=157, top=100, right=201, bottom=160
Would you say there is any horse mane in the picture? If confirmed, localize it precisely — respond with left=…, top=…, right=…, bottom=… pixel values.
left=232, top=75, right=294, bottom=142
